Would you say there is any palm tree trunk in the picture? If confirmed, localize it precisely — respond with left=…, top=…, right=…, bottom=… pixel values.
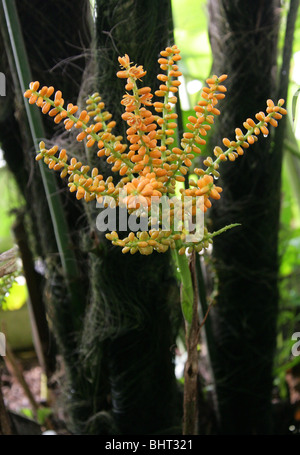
left=78, top=0, right=181, bottom=434
left=207, top=0, right=283, bottom=434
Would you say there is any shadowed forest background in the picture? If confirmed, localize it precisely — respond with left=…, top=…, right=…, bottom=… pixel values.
left=0, top=0, right=300, bottom=436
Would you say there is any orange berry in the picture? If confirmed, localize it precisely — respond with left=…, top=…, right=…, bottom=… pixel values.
left=41, top=103, right=50, bottom=114
left=211, top=108, right=220, bottom=115
left=175, top=175, right=185, bottom=182
left=77, top=132, right=87, bottom=142
left=222, top=138, right=231, bottom=147
left=279, top=107, right=287, bottom=115
left=39, top=86, right=48, bottom=96
left=183, top=132, right=194, bottom=139
left=260, top=126, right=269, bottom=136
left=64, top=119, right=74, bottom=130
left=243, top=122, right=251, bottom=130
left=36, top=97, right=44, bottom=107
left=30, top=81, right=40, bottom=91
left=54, top=90, right=62, bottom=101
left=93, top=122, right=103, bottom=133
left=218, top=74, right=227, bottom=82
left=269, top=118, right=278, bottom=127
left=194, top=136, right=206, bottom=145
left=46, top=86, right=55, bottom=97
left=29, top=94, right=38, bottom=104
left=210, top=188, right=221, bottom=200
left=172, top=147, right=182, bottom=155
left=255, top=112, right=265, bottom=121
left=192, top=146, right=201, bottom=154
left=155, top=90, right=167, bottom=97
left=184, top=158, right=192, bottom=167
left=49, top=108, right=59, bottom=117
left=86, top=139, right=95, bottom=147
left=76, top=187, right=85, bottom=200
left=54, top=114, right=63, bottom=124
left=24, top=90, right=32, bottom=98
left=75, top=120, right=83, bottom=129
left=246, top=118, right=255, bottom=127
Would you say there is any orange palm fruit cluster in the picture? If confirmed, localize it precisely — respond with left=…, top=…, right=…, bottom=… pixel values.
left=24, top=44, right=287, bottom=255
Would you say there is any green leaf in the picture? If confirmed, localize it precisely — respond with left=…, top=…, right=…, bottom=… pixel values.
left=180, top=281, right=193, bottom=325
left=273, top=355, right=300, bottom=375
left=1, top=281, right=28, bottom=311
left=174, top=246, right=193, bottom=325
left=292, top=87, right=300, bottom=124
left=37, top=407, right=53, bottom=425
left=20, top=408, right=34, bottom=420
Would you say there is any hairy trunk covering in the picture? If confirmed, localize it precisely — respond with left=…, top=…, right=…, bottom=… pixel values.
left=208, top=0, right=282, bottom=434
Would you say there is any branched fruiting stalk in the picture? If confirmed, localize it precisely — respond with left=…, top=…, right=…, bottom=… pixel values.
left=23, top=42, right=288, bottom=299
left=24, top=45, right=287, bottom=256
left=24, top=43, right=287, bottom=436
left=154, top=48, right=182, bottom=157
left=24, top=46, right=287, bottom=259
left=164, top=75, right=227, bottom=189
left=105, top=225, right=237, bottom=257
left=35, top=143, right=118, bottom=203
left=203, top=99, right=286, bottom=173
left=24, top=85, right=133, bottom=177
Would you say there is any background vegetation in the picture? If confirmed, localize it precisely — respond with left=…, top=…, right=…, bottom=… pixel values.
left=0, top=0, right=300, bottom=435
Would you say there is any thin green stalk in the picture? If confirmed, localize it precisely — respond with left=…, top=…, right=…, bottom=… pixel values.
left=173, top=243, right=194, bottom=326
left=2, top=0, right=83, bottom=326
left=284, top=116, right=300, bottom=212
left=173, top=221, right=240, bottom=434
left=173, top=246, right=199, bottom=435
